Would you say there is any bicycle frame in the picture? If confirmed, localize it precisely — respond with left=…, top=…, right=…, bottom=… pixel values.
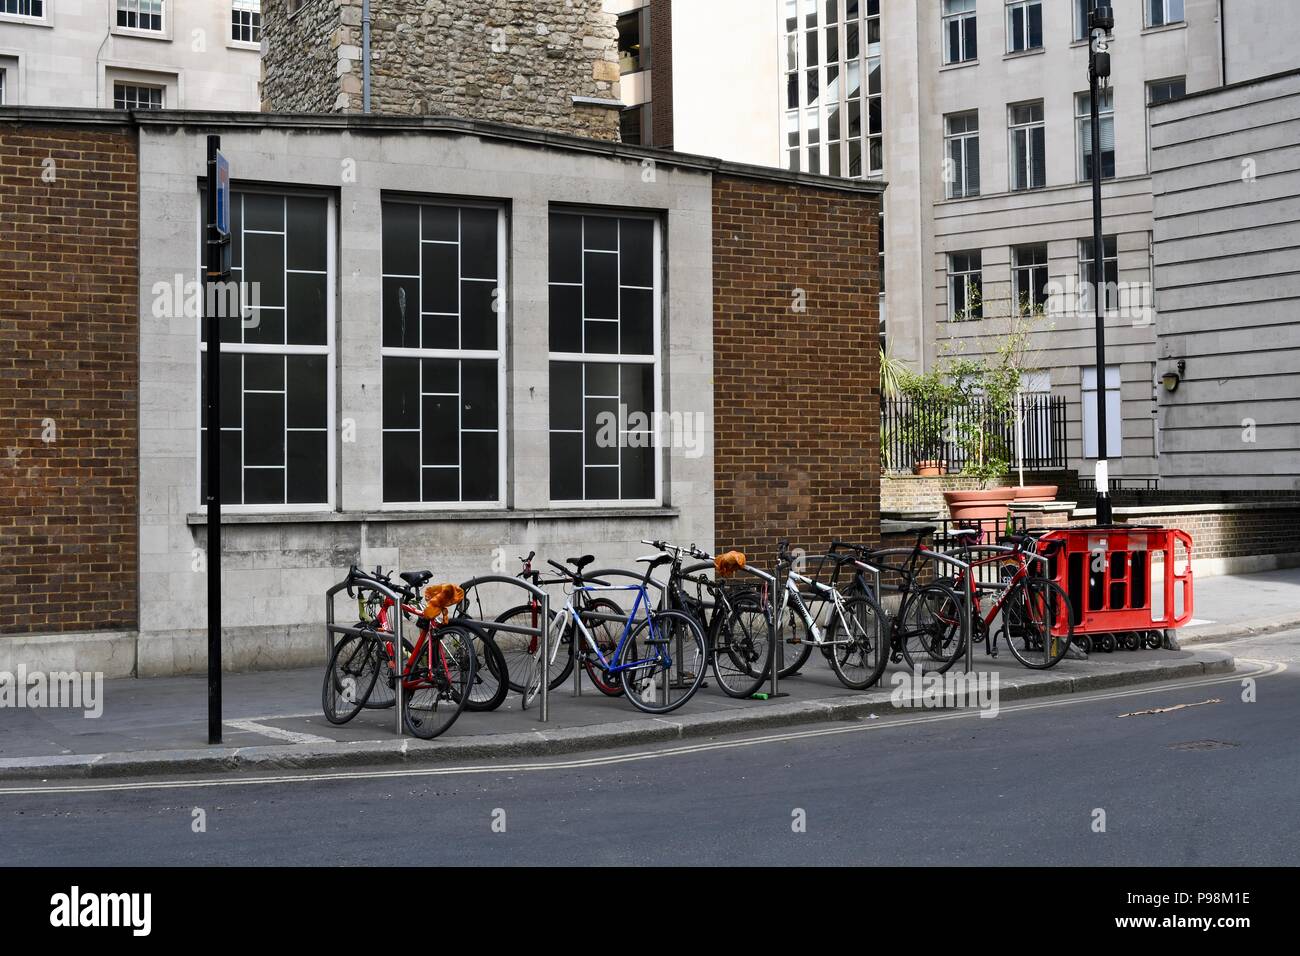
left=776, top=566, right=856, bottom=647
left=554, top=581, right=669, bottom=675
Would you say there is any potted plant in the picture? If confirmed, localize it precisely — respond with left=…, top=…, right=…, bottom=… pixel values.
left=892, top=367, right=954, bottom=476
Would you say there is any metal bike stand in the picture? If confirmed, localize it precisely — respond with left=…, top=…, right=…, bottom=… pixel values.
left=456, top=574, right=551, bottom=721
left=324, top=574, right=408, bottom=736
left=860, top=548, right=973, bottom=675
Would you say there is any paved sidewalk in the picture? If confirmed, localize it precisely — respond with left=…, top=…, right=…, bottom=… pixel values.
left=1180, top=566, right=1300, bottom=644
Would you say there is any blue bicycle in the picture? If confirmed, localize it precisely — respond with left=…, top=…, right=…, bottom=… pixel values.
left=524, top=553, right=708, bottom=714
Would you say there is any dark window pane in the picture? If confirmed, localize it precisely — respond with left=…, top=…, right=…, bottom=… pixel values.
left=584, top=319, right=619, bottom=354
left=287, top=431, right=328, bottom=504
left=461, top=432, right=498, bottom=502
left=383, top=432, right=419, bottom=503
left=550, top=362, right=582, bottom=430
left=230, top=196, right=243, bottom=269
left=421, top=243, right=459, bottom=315
left=422, top=313, right=458, bottom=351
left=244, top=232, right=285, bottom=309
left=549, top=284, right=582, bottom=353
left=1031, top=126, right=1046, bottom=187
left=585, top=397, right=619, bottom=465
left=383, top=357, right=419, bottom=429
left=244, top=393, right=285, bottom=466
left=244, top=467, right=284, bottom=505
left=382, top=202, right=420, bottom=276
left=964, top=16, right=977, bottom=59
left=220, top=430, right=242, bottom=505
left=584, top=251, right=618, bottom=319
left=620, top=288, right=654, bottom=354
left=621, top=444, right=654, bottom=500
left=422, top=204, right=458, bottom=242
left=243, top=307, right=284, bottom=346
left=422, top=358, right=459, bottom=395
left=287, top=355, right=327, bottom=429
left=460, top=280, right=497, bottom=351
left=585, top=362, right=619, bottom=397
left=584, top=216, right=618, bottom=251
left=460, top=207, right=498, bottom=280
left=421, top=394, right=458, bottom=466
left=461, top=360, right=497, bottom=430
left=550, top=432, right=582, bottom=500
left=422, top=468, right=459, bottom=503
left=549, top=214, right=582, bottom=284
left=286, top=197, right=327, bottom=272
left=383, top=276, right=420, bottom=349
left=620, top=218, right=654, bottom=287
left=244, top=353, right=283, bottom=391
left=585, top=466, right=618, bottom=500
left=243, top=193, right=284, bottom=232
left=287, top=272, right=328, bottom=345
left=621, top=363, right=654, bottom=419
left=220, top=352, right=241, bottom=427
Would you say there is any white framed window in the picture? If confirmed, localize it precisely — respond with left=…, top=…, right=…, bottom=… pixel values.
left=1147, top=77, right=1185, bottom=105
left=380, top=199, right=506, bottom=507
left=944, top=111, right=979, bottom=199
left=1073, top=0, right=1098, bottom=42
left=1146, top=0, right=1184, bottom=28
left=199, top=190, right=336, bottom=510
left=117, top=0, right=164, bottom=32
left=113, top=82, right=164, bottom=109
left=948, top=251, right=983, bottom=321
left=0, top=0, right=44, bottom=21
left=1009, top=101, right=1045, bottom=191
left=548, top=210, right=661, bottom=505
left=0, top=69, right=5, bottom=106
left=943, top=0, right=977, bottom=65
left=232, top=0, right=262, bottom=45
left=1081, top=365, right=1121, bottom=459
left=1076, top=88, right=1115, bottom=181
left=1006, top=0, right=1042, bottom=52
left=1078, top=235, right=1119, bottom=313
left=1012, top=244, right=1049, bottom=315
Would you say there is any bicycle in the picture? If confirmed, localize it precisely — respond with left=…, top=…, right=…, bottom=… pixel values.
left=523, top=553, right=708, bottom=714
left=322, top=566, right=481, bottom=739
left=647, top=540, right=776, bottom=699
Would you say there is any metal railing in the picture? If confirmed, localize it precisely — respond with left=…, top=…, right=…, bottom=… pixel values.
left=882, top=393, right=1067, bottom=474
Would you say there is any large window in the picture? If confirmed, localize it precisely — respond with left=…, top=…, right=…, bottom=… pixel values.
left=1012, top=244, right=1049, bottom=315
left=113, top=83, right=164, bottom=110
left=200, top=191, right=334, bottom=508
left=1073, top=0, right=1098, bottom=42
left=1146, top=0, right=1184, bottom=28
left=943, top=0, right=977, bottom=65
left=1009, top=101, right=1046, bottom=191
left=1147, top=77, right=1186, bottom=105
left=948, top=251, right=983, bottom=321
left=1079, top=235, right=1119, bottom=313
left=232, top=0, right=262, bottom=44
left=0, top=0, right=43, bottom=18
left=1006, top=0, right=1042, bottom=52
left=1077, top=88, right=1115, bottom=181
left=944, top=111, right=979, bottom=199
left=548, top=211, right=660, bottom=504
left=617, top=8, right=649, bottom=73
left=1081, top=365, right=1121, bottom=459
left=117, top=0, right=164, bottom=32
left=380, top=200, right=504, bottom=506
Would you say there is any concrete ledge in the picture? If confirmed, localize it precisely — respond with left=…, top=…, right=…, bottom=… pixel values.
left=0, top=630, right=137, bottom=679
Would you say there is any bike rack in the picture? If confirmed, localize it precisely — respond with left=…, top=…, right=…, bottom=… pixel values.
left=325, top=573, right=410, bottom=736
left=577, top=567, right=666, bottom=700
left=859, top=548, right=975, bottom=673
left=457, top=574, right=552, bottom=721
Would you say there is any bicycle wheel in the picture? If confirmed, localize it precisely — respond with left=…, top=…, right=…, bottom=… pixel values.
left=617, top=609, right=708, bottom=715
left=463, top=623, right=510, bottom=712
left=898, top=582, right=965, bottom=676
left=826, top=593, right=890, bottom=690
left=1003, top=578, right=1073, bottom=669
left=711, top=594, right=774, bottom=698
left=322, top=631, right=381, bottom=725
left=362, top=631, right=411, bottom=710
left=402, top=624, right=475, bottom=740
left=492, top=603, right=572, bottom=693
left=581, top=598, right=629, bottom=697
left=775, top=606, right=814, bottom=678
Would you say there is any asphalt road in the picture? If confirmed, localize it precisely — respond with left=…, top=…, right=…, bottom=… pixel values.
left=1, top=630, right=1296, bottom=867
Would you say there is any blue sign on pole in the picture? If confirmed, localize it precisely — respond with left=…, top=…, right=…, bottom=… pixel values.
left=215, top=151, right=231, bottom=237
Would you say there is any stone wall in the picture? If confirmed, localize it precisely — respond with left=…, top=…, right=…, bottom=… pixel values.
left=261, top=0, right=622, bottom=141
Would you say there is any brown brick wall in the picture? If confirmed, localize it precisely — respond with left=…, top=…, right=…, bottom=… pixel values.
left=712, top=175, right=881, bottom=565
left=0, top=123, right=139, bottom=634
left=648, top=0, right=673, bottom=148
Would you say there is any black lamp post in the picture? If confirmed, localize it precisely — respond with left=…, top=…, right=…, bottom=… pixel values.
left=1088, top=5, right=1115, bottom=525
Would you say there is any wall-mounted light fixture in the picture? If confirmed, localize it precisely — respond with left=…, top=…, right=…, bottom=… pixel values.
left=1161, top=360, right=1186, bottom=393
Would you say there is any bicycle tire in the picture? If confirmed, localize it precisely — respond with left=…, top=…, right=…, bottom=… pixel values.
left=617, top=609, right=708, bottom=715
left=492, top=603, right=573, bottom=693
left=322, top=631, right=381, bottom=725
left=898, top=582, right=966, bottom=676
left=462, top=621, right=510, bottom=712
left=711, top=593, right=774, bottom=698
left=1003, top=578, right=1073, bottom=669
left=580, top=598, right=628, bottom=697
left=402, top=624, right=476, bottom=740
left=826, top=592, right=890, bottom=690
left=775, top=608, right=814, bottom=678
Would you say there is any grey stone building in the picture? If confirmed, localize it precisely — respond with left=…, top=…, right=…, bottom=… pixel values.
left=1150, top=69, right=1300, bottom=492
left=259, top=0, right=623, bottom=140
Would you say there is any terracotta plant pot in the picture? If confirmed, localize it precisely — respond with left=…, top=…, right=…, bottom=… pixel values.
left=912, top=460, right=945, bottom=477
left=943, top=487, right=1015, bottom=521
left=1013, top=485, right=1058, bottom=503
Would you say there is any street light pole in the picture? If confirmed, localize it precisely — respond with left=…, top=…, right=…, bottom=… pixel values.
left=1089, top=5, right=1115, bottom=526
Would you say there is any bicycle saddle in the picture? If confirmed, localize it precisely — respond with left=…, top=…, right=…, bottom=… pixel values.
left=635, top=554, right=674, bottom=569
left=400, top=570, right=433, bottom=588
left=566, top=555, right=595, bottom=570
left=949, top=528, right=981, bottom=542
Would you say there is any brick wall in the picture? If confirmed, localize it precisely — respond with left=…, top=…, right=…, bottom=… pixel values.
left=0, top=123, right=139, bottom=634
left=649, top=0, right=673, bottom=148
left=712, top=174, right=881, bottom=565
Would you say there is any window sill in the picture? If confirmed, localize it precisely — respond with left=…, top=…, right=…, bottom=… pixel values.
left=186, top=506, right=681, bottom=526
left=111, top=26, right=172, bottom=43
left=0, top=14, right=50, bottom=28
left=1141, top=22, right=1187, bottom=37
left=228, top=41, right=261, bottom=53
left=1003, top=47, right=1045, bottom=61
left=939, top=59, right=979, bottom=73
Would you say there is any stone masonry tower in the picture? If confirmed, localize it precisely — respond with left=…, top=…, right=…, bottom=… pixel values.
left=260, top=0, right=622, bottom=141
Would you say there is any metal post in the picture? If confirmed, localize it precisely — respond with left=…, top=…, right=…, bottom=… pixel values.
left=1089, top=7, right=1115, bottom=526
left=204, top=134, right=224, bottom=746
left=540, top=592, right=550, bottom=722
left=964, top=563, right=975, bottom=674
left=392, top=579, right=404, bottom=737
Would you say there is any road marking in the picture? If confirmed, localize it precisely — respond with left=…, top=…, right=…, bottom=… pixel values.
left=224, top=719, right=332, bottom=745
left=1117, top=697, right=1221, bottom=718
left=0, top=660, right=1284, bottom=798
